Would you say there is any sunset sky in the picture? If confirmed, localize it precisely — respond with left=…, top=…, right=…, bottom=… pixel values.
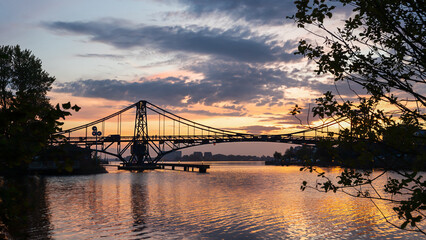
left=1, top=0, right=359, bottom=155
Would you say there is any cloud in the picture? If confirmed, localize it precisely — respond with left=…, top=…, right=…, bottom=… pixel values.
left=306, top=79, right=369, bottom=100
left=188, top=61, right=300, bottom=105
left=76, top=53, right=125, bottom=60
left=53, top=57, right=364, bottom=112
left=54, top=78, right=194, bottom=106
left=44, top=20, right=301, bottom=63
left=178, top=0, right=297, bottom=25
left=171, top=109, right=246, bottom=117
left=220, top=104, right=246, bottom=111
left=258, top=112, right=318, bottom=126
left=53, top=60, right=306, bottom=106
left=225, top=125, right=281, bottom=134
left=177, top=0, right=354, bottom=26
left=45, top=17, right=363, bottom=113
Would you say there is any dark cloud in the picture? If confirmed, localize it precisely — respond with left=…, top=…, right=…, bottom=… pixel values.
left=40, top=2, right=362, bottom=117
left=188, top=61, right=299, bottom=105
left=53, top=61, right=305, bottom=107
left=44, top=20, right=300, bottom=63
left=220, top=104, right=246, bottom=111
left=54, top=78, right=196, bottom=107
left=53, top=57, right=364, bottom=113
left=178, top=0, right=296, bottom=25
left=178, top=0, right=353, bottom=26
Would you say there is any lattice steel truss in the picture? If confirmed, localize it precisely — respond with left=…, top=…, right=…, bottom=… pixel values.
left=129, top=101, right=152, bottom=165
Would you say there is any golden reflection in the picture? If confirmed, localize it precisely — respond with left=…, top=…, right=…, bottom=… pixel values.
left=130, top=174, right=148, bottom=235
left=16, top=164, right=424, bottom=239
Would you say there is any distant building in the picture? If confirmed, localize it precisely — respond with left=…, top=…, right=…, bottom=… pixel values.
left=204, top=152, right=213, bottom=160
left=163, top=151, right=182, bottom=160
left=193, top=152, right=203, bottom=160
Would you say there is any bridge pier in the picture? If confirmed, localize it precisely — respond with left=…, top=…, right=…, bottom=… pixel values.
left=118, top=164, right=160, bottom=171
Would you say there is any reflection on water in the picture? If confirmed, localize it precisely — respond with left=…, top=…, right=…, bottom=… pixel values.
left=10, top=162, right=425, bottom=239
left=130, top=174, right=148, bottom=237
left=2, top=177, right=52, bottom=239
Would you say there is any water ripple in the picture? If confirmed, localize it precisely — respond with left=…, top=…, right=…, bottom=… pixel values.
left=14, top=164, right=426, bottom=239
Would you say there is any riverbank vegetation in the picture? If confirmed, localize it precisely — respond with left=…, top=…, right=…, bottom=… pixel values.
left=0, top=45, right=82, bottom=174
left=273, top=139, right=425, bottom=170
left=0, top=45, right=101, bottom=238
left=32, top=144, right=107, bottom=175
left=290, top=0, right=425, bottom=234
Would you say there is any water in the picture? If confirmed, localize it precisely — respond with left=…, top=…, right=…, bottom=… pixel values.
left=10, top=162, right=425, bottom=239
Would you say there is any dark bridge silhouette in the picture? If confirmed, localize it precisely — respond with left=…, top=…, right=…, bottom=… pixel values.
left=52, top=100, right=345, bottom=166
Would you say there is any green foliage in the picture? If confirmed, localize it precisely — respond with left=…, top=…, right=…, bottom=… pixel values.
left=290, top=0, right=425, bottom=234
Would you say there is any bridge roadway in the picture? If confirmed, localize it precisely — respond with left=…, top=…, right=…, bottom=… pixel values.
left=118, top=162, right=210, bottom=173
left=59, top=134, right=329, bottom=146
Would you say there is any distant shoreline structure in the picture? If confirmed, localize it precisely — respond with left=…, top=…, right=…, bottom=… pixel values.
left=107, top=151, right=275, bottom=162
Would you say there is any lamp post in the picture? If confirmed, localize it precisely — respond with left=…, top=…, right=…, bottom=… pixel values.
left=92, top=126, right=102, bottom=162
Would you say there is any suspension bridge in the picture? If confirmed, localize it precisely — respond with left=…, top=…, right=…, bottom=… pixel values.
left=52, top=100, right=345, bottom=169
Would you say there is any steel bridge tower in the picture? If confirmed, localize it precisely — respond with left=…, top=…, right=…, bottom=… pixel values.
left=130, top=100, right=152, bottom=165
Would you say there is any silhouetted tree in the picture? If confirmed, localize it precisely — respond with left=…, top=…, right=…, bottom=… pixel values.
left=0, top=45, right=80, bottom=172
left=283, top=147, right=296, bottom=161
left=273, top=151, right=282, bottom=161
left=0, top=45, right=80, bottom=237
left=290, top=0, right=425, bottom=234
left=313, top=140, right=334, bottom=165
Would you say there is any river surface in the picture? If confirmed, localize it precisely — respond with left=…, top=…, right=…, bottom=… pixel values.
left=13, top=162, right=425, bottom=239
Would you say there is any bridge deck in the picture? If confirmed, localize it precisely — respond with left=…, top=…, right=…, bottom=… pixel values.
left=157, top=163, right=210, bottom=173
left=117, top=163, right=210, bottom=173
left=55, top=134, right=328, bottom=145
